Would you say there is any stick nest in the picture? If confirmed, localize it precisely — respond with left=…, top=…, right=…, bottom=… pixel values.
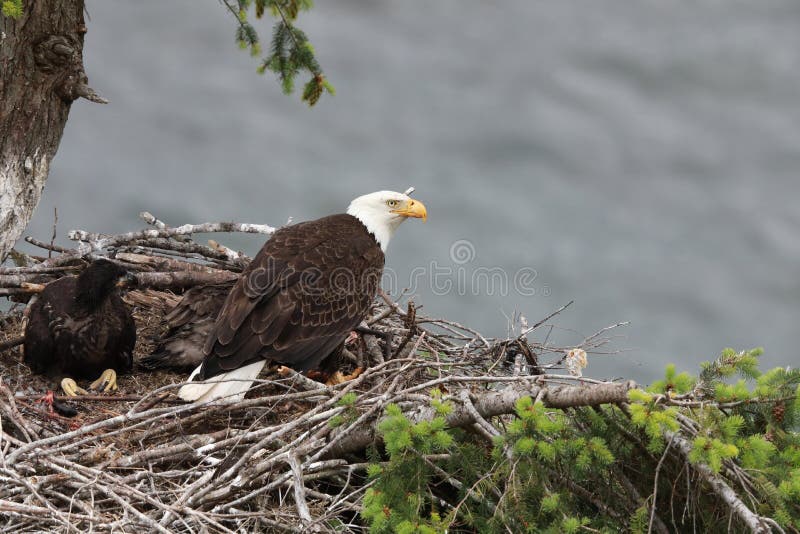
left=0, top=216, right=623, bottom=532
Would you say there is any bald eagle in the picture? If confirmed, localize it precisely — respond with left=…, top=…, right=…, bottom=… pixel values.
left=24, top=259, right=137, bottom=396
left=179, top=190, right=427, bottom=402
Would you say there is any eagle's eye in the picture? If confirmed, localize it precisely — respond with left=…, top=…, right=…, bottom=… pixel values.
left=386, top=199, right=400, bottom=208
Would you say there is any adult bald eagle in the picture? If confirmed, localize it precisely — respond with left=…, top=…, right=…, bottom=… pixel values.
left=24, top=259, right=137, bottom=396
left=179, top=190, right=427, bottom=402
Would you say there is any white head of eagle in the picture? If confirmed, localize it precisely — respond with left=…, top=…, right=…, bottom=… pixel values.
left=347, top=190, right=427, bottom=252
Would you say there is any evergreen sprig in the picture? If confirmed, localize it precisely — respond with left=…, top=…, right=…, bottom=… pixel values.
left=328, top=391, right=359, bottom=428
left=224, top=0, right=334, bottom=106
left=1, top=0, right=22, bottom=18
left=627, top=389, right=680, bottom=452
left=362, top=396, right=455, bottom=533
left=648, top=363, right=695, bottom=395
left=699, top=347, right=763, bottom=386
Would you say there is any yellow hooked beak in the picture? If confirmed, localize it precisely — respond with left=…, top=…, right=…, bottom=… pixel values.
left=392, top=198, right=427, bottom=222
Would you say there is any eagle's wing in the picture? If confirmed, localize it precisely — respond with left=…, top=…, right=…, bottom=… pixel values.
left=115, top=295, right=137, bottom=372
left=164, top=283, right=232, bottom=330
left=199, top=215, right=384, bottom=379
left=140, top=284, right=232, bottom=370
left=23, top=292, right=57, bottom=376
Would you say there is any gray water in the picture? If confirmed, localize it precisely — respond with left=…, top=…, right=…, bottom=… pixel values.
left=20, top=0, right=800, bottom=383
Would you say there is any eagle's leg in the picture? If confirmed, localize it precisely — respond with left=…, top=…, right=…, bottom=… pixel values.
left=354, top=326, right=394, bottom=360
left=61, top=378, right=88, bottom=397
left=88, top=369, right=118, bottom=393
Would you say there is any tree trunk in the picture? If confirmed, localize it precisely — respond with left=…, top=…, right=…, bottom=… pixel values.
left=0, top=0, right=105, bottom=263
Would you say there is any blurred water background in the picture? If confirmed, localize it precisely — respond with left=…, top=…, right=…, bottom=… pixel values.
left=19, top=0, right=800, bottom=383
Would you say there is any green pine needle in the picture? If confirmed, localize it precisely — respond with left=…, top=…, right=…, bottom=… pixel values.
left=226, top=0, right=332, bottom=105
left=2, top=0, right=23, bottom=18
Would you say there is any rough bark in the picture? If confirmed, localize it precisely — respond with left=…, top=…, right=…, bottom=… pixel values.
left=0, top=0, right=104, bottom=262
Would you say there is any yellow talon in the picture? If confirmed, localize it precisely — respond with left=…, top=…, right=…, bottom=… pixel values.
left=325, top=367, right=364, bottom=386
left=89, top=369, right=118, bottom=392
left=61, top=378, right=88, bottom=397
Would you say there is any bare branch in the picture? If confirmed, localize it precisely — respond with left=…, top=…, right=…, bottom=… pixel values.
left=68, top=221, right=275, bottom=251
left=74, top=83, right=109, bottom=104
left=288, top=453, right=315, bottom=530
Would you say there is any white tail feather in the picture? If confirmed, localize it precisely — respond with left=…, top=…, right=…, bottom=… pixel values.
left=178, top=360, right=267, bottom=402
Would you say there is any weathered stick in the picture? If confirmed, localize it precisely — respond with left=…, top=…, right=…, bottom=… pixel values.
left=133, top=270, right=238, bottom=289
left=68, top=221, right=275, bottom=251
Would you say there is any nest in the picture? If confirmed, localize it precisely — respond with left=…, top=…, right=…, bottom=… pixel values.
left=0, top=216, right=625, bottom=532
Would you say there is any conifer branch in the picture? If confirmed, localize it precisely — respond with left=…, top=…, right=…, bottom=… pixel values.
left=649, top=437, right=673, bottom=534
left=219, top=0, right=332, bottom=105
left=324, top=380, right=635, bottom=459
left=273, top=2, right=299, bottom=51
left=666, top=430, right=772, bottom=533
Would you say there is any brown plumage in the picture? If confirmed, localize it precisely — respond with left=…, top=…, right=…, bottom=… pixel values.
left=143, top=283, right=352, bottom=380
left=200, top=213, right=384, bottom=379
left=139, top=283, right=233, bottom=370
left=23, top=259, right=136, bottom=384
